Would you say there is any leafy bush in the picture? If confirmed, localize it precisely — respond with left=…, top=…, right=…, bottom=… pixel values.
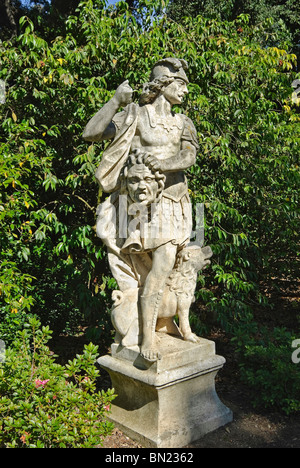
left=0, top=317, right=115, bottom=448
left=0, top=261, right=35, bottom=344
left=233, top=323, right=300, bottom=414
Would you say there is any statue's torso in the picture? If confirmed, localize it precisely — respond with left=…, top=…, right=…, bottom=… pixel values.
left=131, top=105, right=184, bottom=159
left=131, top=105, right=187, bottom=201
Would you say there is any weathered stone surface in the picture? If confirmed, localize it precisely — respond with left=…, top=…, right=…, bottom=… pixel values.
left=98, top=334, right=233, bottom=448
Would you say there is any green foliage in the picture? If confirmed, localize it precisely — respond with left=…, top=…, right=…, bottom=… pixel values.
left=0, top=261, right=35, bottom=343
left=171, top=13, right=299, bottom=334
left=0, top=0, right=299, bottom=413
left=166, top=0, right=300, bottom=54
left=0, top=5, right=120, bottom=342
left=233, top=324, right=300, bottom=414
left=0, top=316, right=115, bottom=448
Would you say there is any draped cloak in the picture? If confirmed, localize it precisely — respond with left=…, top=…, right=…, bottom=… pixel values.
left=95, top=103, right=139, bottom=193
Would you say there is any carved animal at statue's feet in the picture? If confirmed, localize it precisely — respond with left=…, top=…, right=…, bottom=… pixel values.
left=156, top=245, right=213, bottom=341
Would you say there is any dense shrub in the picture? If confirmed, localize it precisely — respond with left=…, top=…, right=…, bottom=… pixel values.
left=233, top=323, right=300, bottom=414
left=0, top=317, right=115, bottom=448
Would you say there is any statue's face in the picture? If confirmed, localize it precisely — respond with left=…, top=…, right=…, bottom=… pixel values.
left=162, top=78, right=188, bottom=105
left=127, top=164, right=159, bottom=206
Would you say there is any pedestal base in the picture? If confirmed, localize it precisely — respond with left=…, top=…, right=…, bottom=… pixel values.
left=98, top=333, right=232, bottom=448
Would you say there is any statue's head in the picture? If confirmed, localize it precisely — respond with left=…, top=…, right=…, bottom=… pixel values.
left=150, top=58, right=189, bottom=84
left=121, top=150, right=166, bottom=206
left=139, top=58, right=189, bottom=105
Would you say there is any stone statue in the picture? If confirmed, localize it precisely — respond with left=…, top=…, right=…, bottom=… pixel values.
left=83, top=58, right=212, bottom=362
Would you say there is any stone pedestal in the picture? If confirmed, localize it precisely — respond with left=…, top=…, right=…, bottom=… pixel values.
left=98, top=333, right=233, bottom=448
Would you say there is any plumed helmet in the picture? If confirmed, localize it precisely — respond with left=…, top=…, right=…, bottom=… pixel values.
left=150, top=57, right=189, bottom=83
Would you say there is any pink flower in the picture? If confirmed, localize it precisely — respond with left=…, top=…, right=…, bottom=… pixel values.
left=35, top=379, right=49, bottom=388
left=104, top=404, right=110, bottom=412
left=35, top=379, right=43, bottom=388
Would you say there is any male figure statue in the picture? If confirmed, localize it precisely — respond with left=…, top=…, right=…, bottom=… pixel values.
left=83, top=58, right=199, bottom=361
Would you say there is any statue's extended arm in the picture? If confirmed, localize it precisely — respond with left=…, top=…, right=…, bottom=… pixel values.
left=160, top=141, right=196, bottom=172
left=83, top=80, right=133, bottom=142
left=146, top=141, right=196, bottom=173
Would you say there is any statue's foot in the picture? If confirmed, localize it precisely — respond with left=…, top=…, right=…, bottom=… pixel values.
left=140, top=347, right=161, bottom=362
left=183, top=332, right=200, bottom=343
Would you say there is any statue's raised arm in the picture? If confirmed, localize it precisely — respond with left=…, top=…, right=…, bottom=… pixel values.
left=82, top=80, right=134, bottom=142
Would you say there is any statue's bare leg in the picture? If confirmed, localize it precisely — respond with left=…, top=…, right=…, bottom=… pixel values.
left=140, top=242, right=177, bottom=361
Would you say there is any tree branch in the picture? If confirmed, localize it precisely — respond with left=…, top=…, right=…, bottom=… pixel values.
left=5, top=0, right=17, bottom=36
